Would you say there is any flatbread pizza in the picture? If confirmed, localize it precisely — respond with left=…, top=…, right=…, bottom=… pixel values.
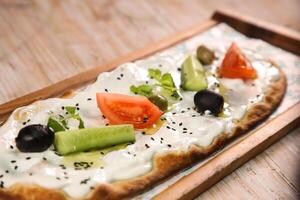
left=0, top=42, right=286, bottom=200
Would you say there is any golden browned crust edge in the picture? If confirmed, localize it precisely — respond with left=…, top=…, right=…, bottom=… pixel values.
left=0, top=63, right=286, bottom=200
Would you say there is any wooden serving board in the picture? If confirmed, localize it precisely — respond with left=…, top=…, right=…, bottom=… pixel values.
left=0, top=9, right=299, bottom=199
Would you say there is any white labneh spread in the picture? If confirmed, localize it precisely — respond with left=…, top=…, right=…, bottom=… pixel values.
left=0, top=49, right=279, bottom=198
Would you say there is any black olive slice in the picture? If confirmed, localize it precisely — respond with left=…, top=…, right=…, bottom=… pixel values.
left=194, top=89, right=224, bottom=115
left=15, top=124, right=54, bottom=152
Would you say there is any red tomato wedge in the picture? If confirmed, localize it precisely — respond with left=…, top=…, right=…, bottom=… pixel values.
left=219, top=42, right=257, bottom=79
left=96, top=93, right=163, bottom=129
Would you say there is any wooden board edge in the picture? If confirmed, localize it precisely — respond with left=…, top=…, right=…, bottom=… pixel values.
left=0, top=19, right=218, bottom=122
left=212, top=9, right=300, bottom=55
left=153, top=102, right=300, bottom=200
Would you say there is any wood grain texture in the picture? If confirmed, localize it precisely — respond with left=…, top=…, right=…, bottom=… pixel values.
left=0, top=1, right=299, bottom=199
left=0, top=19, right=217, bottom=121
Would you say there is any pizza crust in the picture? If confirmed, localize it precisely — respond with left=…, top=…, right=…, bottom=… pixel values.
left=0, top=63, right=286, bottom=200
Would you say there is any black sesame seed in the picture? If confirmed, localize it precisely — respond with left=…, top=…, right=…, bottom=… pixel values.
left=145, top=81, right=149, bottom=84
left=22, top=122, right=26, bottom=125
left=167, top=144, right=172, bottom=148
left=64, top=176, right=69, bottom=179
left=10, top=160, right=16, bottom=163
left=192, top=115, right=197, bottom=117
left=61, top=106, right=65, bottom=110
left=65, top=112, right=69, bottom=115
left=172, top=128, right=176, bottom=131
left=0, top=175, right=3, bottom=178
left=166, top=126, right=171, bottom=129
left=26, top=157, right=31, bottom=160
left=127, top=151, right=131, bottom=154
left=76, top=107, right=80, bottom=110
left=256, top=94, right=260, bottom=97
left=183, top=131, right=187, bottom=134
left=160, top=141, right=163, bottom=144
left=117, top=77, right=121, bottom=80
left=172, top=112, right=176, bottom=115
left=151, top=137, right=155, bottom=141
left=160, top=137, right=164, bottom=140
left=145, top=144, right=150, bottom=148
left=172, top=121, right=176, bottom=124
left=87, top=98, right=92, bottom=101
left=0, top=181, right=4, bottom=188
left=75, top=103, right=79, bottom=106
left=100, top=152, right=104, bottom=155
left=104, top=89, right=108, bottom=92
left=14, top=166, right=18, bottom=170
left=142, top=131, right=146, bottom=135
left=10, top=145, right=13, bottom=149
left=80, top=178, right=91, bottom=184
left=179, top=97, right=183, bottom=101
left=189, top=132, right=193, bottom=135
left=181, top=110, right=185, bottom=113
left=179, top=122, right=183, bottom=126
left=183, top=127, right=187, bottom=130
left=56, top=177, right=61, bottom=180
left=5, top=170, right=9, bottom=174
left=120, top=73, right=124, bottom=77
left=105, top=123, right=109, bottom=126
left=43, top=157, right=47, bottom=161
left=27, top=119, right=31, bottom=122
left=90, top=186, right=95, bottom=190
left=177, top=68, right=181, bottom=71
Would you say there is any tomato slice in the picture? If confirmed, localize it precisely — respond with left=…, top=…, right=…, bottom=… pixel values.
left=219, top=42, right=257, bottom=79
left=96, top=93, right=163, bottom=129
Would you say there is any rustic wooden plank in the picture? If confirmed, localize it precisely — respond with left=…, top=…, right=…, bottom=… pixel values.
left=198, top=127, right=300, bottom=200
left=154, top=102, right=300, bottom=200
left=212, top=9, right=300, bottom=55
left=0, top=1, right=299, bottom=199
left=0, top=19, right=217, bottom=121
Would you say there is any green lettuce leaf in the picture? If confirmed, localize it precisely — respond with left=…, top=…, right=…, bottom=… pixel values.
left=130, top=68, right=181, bottom=101
left=47, top=106, right=85, bottom=132
left=130, top=85, right=153, bottom=97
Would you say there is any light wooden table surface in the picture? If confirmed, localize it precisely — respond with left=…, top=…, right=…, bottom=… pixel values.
left=0, top=0, right=299, bottom=199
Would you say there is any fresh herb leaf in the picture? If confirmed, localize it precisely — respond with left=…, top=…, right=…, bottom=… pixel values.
left=65, top=106, right=76, bottom=115
left=73, top=114, right=85, bottom=129
left=61, top=119, right=69, bottom=130
left=130, top=85, right=153, bottom=97
left=130, top=68, right=181, bottom=101
left=160, top=73, right=176, bottom=88
left=148, top=68, right=161, bottom=81
left=47, top=106, right=85, bottom=132
left=47, top=117, right=65, bottom=132
left=159, top=73, right=181, bottom=100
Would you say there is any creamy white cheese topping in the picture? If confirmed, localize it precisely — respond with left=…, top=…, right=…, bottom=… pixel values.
left=0, top=51, right=279, bottom=198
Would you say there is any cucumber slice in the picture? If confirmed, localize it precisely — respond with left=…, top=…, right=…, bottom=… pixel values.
left=181, top=55, right=208, bottom=91
left=54, top=125, right=135, bottom=155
